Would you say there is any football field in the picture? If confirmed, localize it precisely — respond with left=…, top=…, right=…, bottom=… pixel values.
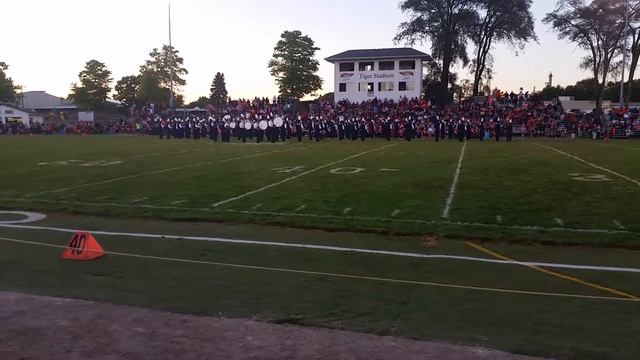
left=1, top=135, right=639, bottom=245
left=1, top=135, right=639, bottom=359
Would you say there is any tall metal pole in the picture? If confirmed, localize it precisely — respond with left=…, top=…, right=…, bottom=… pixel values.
left=168, top=2, right=175, bottom=111
left=620, top=0, right=631, bottom=109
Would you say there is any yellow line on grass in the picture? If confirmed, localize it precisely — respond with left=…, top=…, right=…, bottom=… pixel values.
left=464, top=241, right=639, bottom=300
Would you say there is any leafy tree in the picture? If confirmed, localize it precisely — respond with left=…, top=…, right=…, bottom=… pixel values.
left=114, top=75, right=139, bottom=107
left=539, top=85, right=567, bottom=100
left=0, top=61, right=19, bottom=104
left=422, top=60, right=457, bottom=102
left=268, top=30, right=323, bottom=100
left=137, top=45, right=188, bottom=107
left=470, top=0, right=537, bottom=96
left=544, top=0, right=627, bottom=117
left=187, top=96, right=209, bottom=108
left=139, top=45, right=188, bottom=89
left=68, top=60, right=112, bottom=109
left=624, top=1, right=640, bottom=105
left=209, top=72, right=228, bottom=106
left=395, top=0, right=477, bottom=108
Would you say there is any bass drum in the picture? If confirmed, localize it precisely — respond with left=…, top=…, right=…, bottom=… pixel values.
left=273, top=117, right=284, bottom=128
left=244, top=121, right=253, bottom=130
left=258, top=120, right=268, bottom=131
left=229, top=122, right=237, bottom=129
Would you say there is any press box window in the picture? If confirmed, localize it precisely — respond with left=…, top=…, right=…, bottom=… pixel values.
left=359, top=82, right=374, bottom=93
left=399, top=60, right=416, bottom=70
left=379, top=61, right=395, bottom=71
left=378, top=82, right=394, bottom=92
left=359, top=62, right=374, bottom=71
left=399, top=81, right=416, bottom=91
left=339, top=62, right=354, bottom=72
left=339, top=83, right=347, bottom=92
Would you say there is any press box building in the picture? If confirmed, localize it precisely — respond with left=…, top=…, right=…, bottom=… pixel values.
left=325, top=48, right=431, bottom=103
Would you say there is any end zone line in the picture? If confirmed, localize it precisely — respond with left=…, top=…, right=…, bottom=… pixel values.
left=527, top=141, right=640, bottom=188
left=22, top=146, right=309, bottom=199
left=442, top=141, right=467, bottom=219
left=464, top=241, right=639, bottom=300
left=1, top=222, right=638, bottom=274
left=0, top=236, right=637, bottom=303
left=211, top=143, right=397, bottom=208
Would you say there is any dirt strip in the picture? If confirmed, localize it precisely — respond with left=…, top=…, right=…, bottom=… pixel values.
left=0, top=292, right=545, bottom=360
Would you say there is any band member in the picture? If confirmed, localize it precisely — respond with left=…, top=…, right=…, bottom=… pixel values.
left=506, top=119, right=513, bottom=142
left=495, top=118, right=502, bottom=142
left=296, top=117, right=303, bottom=142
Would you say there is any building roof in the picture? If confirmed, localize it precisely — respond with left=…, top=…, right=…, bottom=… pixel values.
left=325, top=48, right=431, bottom=63
left=21, top=91, right=77, bottom=110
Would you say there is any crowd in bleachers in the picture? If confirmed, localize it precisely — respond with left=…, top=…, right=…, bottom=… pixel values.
left=2, top=91, right=640, bottom=139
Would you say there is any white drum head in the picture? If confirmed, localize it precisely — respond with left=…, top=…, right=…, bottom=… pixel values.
left=259, top=120, right=268, bottom=131
left=244, top=121, right=253, bottom=130
left=274, top=117, right=284, bottom=128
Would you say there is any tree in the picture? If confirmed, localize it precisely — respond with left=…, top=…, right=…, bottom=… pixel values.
left=137, top=45, right=188, bottom=107
left=544, top=0, right=627, bottom=117
left=624, top=1, right=640, bottom=105
left=68, top=60, right=112, bottom=109
left=209, top=72, right=228, bottom=106
left=0, top=62, right=19, bottom=104
left=187, top=96, right=209, bottom=108
left=470, top=0, right=537, bottom=96
left=395, top=0, right=477, bottom=108
left=114, top=75, right=139, bottom=107
left=139, top=45, right=188, bottom=89
left=268, top=30, right=323, bottom=100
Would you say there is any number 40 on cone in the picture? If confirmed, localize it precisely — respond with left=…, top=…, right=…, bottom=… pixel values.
left=60, top=232, right=105, bottom=261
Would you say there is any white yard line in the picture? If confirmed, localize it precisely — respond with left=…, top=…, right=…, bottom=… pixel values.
left=391, top=209, right=401, bottom=217
left=613, top=220, right=626, bottom=230
left=251, top=203, right=263, bottom=210
left=1, top=223, right=638, bottom=274
left=294, top=205, right=306, bottom=212
left=528, top=141, right=640, bottom=188
left=442, top=141, right=467, bottom=219
left=4, top=197, right=638, bottom=236
left=379, top=168, right=399, bottom=172
left=1, top=236, right=636, bottom=302
left=22, top=147, right=306, bottom=199
left=211, top=144, right=397, bottom=208
left=496, top=215, right=503, bottom=224
left=170, top=200, right=187, bottom=205
left=555, top=218, right=564, bottom=227
left=343, top=207, right=352, bottom=215
left=131, top=197, right=148, bottom=203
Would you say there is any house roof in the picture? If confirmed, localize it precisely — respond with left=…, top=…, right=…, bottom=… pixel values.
left=325, top=48, right=432, bottom=63
left=21, top=91, right=77, bottom=110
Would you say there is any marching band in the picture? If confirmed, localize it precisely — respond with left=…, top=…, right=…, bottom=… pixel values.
left=155, top=112, right=515, bottom=143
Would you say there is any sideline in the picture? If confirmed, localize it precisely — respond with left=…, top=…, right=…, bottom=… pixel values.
left=464, top=241, right=639, bottom=300
left=1, top=222, right=638, bottom=274
left=1, top=235, right=638, bottom=303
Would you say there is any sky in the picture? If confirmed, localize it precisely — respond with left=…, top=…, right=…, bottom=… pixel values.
left=1, top=0, right=592, bottom=102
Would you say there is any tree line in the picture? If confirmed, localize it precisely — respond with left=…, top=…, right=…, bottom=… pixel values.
left=396, top=0, right=640, bottom=117
left=0, top=29, right=321, bottom=111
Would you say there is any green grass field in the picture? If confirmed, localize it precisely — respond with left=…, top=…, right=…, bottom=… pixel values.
left=1, top=135, right=639, bottom=359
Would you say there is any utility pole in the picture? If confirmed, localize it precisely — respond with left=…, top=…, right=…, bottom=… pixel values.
left=620, top=0, right=631, bottom=109
left=168, top=2, right=175, bottom=112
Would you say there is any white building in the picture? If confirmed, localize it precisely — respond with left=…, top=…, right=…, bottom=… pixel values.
left=325, top=48, right=431, bottom=103
left=0, top=104, right=44, bottom=124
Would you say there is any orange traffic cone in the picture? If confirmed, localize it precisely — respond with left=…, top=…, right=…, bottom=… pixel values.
left=60, top=232, right=104, bottom=261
